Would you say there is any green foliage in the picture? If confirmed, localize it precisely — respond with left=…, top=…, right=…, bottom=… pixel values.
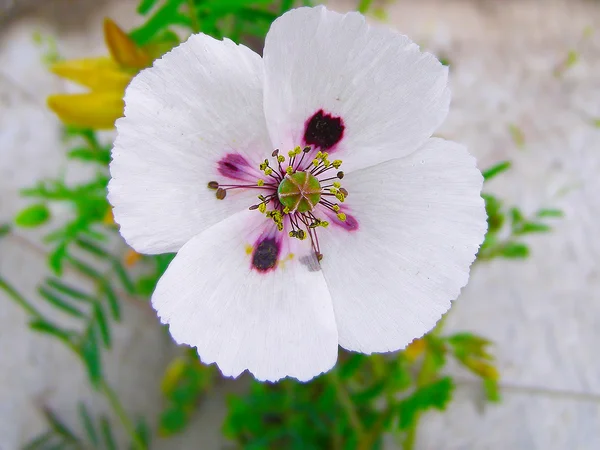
left=159, top=349, right=216, bottom=436
left=482, top=160, right=511, bottom=182
left=15, top=204, right=51, bottom=228
left=397, top=377, right=454, bottom=429
left=223, top=329, right=500, bottom=450
left=478, top=166, right=562, bottom=261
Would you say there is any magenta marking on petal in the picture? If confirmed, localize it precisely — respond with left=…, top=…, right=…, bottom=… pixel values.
left=322, top=207, right=359, bottom=232
left=251, top=236, right=281, bottom=273
left=217, top=153, right=255, bottom=181
left=303, top=109, right=345, bottom=150
left=335, top=212, right=359, bottom=232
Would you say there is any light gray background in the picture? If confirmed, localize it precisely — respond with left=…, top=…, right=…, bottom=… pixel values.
left=1, top=0, right=599, bottom=448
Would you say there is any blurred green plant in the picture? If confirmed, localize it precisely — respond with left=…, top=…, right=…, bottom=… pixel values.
left=0, top=1, right=564, bottom=449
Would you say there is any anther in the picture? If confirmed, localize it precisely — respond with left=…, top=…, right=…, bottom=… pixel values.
left=303, top=146, right=311, bottom=153
left=207, top=181, right=219, bottom=189
left=339, top=188, right=349, bottom=197
left=337, top=171, right=344, bottom=179
left=216, top=188, right=227, bottom=200
left=249, top=204, right=259, bottom=210
left=272, top=149, right=279, bottom=157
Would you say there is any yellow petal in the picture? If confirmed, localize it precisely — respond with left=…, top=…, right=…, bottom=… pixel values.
left=47, top=92, right=124, bottom=129
left=50, top=57, right=132, bottom=91
left=104, top=18, right=151, bottom=69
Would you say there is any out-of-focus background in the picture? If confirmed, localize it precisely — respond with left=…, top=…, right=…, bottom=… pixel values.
left=1, top=0, right=599, bottom=449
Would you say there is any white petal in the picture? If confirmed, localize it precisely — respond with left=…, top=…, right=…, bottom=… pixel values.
left=109, top=34, right=272, bottom=254
left=152, top=209, right=338, bottom=382
left=262, top=6, right=450, bottom=173
left=319, top=138, right=486, bottom=353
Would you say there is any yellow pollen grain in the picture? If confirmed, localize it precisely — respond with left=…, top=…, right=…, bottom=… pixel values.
left=245, top=244, right=253, bottom=255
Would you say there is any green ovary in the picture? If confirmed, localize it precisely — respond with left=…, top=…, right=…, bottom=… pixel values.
left=277, top=171, right=322, bottom=213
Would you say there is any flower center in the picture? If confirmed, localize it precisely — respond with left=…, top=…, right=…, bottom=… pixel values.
left=208, top=146, right=350, bottom=262
left=277, top=171, right=322, bottom=213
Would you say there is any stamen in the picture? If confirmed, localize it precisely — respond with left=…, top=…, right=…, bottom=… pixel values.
left=216, top=188, right=226, bottom=200
left=209, top=146, right=352, bottom=263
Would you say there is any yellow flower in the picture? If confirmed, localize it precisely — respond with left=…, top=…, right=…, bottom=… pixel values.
left=47, top=19, right=151, bottom=129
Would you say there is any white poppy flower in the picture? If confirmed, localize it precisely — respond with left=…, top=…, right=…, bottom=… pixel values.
left=108, top=6, right=487, bottom=382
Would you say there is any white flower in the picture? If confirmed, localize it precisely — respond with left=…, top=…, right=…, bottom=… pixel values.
left=108, top=6, right=487, bottom=382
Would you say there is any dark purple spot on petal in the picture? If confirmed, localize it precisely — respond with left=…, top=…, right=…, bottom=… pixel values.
left=304, top=110, right=345, bottom=150
left=217, top=153, right=253, bottom=181
left=252, top=237, right=280, bottom=273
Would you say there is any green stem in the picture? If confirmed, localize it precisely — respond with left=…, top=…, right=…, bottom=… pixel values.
left=328, top=370, right=366, bottom=442
left=0, top=275, right=43, bottom=318
left=403, top=321, right=449, bottom=450
left=187, top=0, right=200, bottom=33
left=101, top=380, right=146, bottom=450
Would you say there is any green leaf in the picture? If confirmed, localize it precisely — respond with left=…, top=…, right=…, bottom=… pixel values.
left=0, top=223, right=10, bottom=239
left=159, top=406, right=188, bottom=436
left=23, top=431, right=55, bottom=450
left=352, top=380, right=386, bottom=404
left=135, top=275, right=157, bottom=297
left=49, top=243, right=68, bottom=275
left=483, top=194, right=504, bottom=232
left=482, top=161, right=511, bottom=182
left=357, top=0, right=373, bottom=13
left=38, top=286, right=85, bottom=318
left=93, top=302, right=111, bottom=349
left=499, top=241, right=529, bottom=259
left=75, top=238, right=110, bottom=259
left=339, top=353, right=366, bottom=379
left=134, top=417, right=151, bottom=448
left=279, top=0, right=294, bottom=13
left=509, top=207, right=525, bottom=227
left=15, top=204, right=50, bottom=228
left=483, top=379, right=501, bottom=403
left=137, top=0, right=159, bottom=14
left=42, top=407, right=79, bottom=443
left=67, top=256, right=102, bottom=279
left=517, top=222, right=552, bottom=234
left=67, top=147, right=111, bottom=165
left=397, top=377, right=455, bottom=429
left=46, top=278, right=94, bottom=303
left=100, top=416, right=117, bottom=450
left=101, top=281, right=121, bottom=321
left=113, top=260, right=136, bottom=294
left=78, top=403, right=99, bottom=446
left=536, top=208, right=564, bottom=218
left=81, top=326, right=102, bottom=387
left=438, top=56, right=450, bottom=66
left=130, top=0, right=187, bottom=45
left=29, top=319, right=73, bottom=343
